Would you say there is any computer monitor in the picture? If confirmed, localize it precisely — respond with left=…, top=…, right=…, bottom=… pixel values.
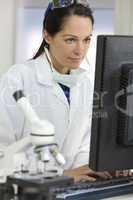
left=89, top=35, right=133, bottom=172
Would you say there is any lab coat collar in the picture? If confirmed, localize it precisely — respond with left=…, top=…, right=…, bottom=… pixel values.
left=35, top=53, right=53, bottom=86
left=35, top=54, right=70, bottom=108
left=35, top=53, right=88, bottom=87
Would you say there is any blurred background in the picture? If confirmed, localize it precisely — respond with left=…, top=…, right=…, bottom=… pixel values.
left=0, top=0, right=133, bottom=83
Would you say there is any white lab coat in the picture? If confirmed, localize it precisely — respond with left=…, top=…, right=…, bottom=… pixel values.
left=0, top=53, right=93, bottom=169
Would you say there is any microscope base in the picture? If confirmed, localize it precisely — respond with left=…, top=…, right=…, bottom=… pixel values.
left=6, top=174, right=74, bottom=200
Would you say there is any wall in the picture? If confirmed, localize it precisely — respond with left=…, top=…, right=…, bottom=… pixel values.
left=20, top=0, right=115, bottom=9
left=0, top=0, right=17, bottom=73
left=114, top=0, right=133, bottom=35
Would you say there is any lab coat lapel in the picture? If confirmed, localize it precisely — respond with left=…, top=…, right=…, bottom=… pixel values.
left=61, top=86, right=85, bottom=167
left=52, top=84, right=69, bottom=109
left=61, top=82, right=91, bottom=169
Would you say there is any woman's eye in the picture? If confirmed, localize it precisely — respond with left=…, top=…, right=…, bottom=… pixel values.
left=84, top=38, right=91, bottom=43
left=65, top=38, right=76, bottom=43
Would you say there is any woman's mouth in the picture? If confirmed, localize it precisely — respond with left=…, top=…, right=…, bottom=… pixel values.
left=69, top=57, right=82, bottom=62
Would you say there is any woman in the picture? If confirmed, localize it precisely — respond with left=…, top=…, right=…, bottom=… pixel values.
left=0, top=0, right=130, bottom=182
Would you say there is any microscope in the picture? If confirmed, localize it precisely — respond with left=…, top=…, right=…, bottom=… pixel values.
left=0, top=90, right=73, bottom=200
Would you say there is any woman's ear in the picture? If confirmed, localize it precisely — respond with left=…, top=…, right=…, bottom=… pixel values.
left=43, top=30, right=52, bottom=45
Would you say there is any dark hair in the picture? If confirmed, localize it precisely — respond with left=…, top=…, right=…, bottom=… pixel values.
left=33, top=3, right=94, bottom=59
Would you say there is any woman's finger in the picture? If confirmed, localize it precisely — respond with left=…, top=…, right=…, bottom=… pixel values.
left=115, top=170, right=132, bottom=177
left=75, top=175, right=96, bottom=183
left=95, top=171, right=112, bottom=179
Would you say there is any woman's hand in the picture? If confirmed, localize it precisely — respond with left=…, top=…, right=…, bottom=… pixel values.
left=110, top=170, right=133, bottom=177
left=63, top=165, right=112, bottom=182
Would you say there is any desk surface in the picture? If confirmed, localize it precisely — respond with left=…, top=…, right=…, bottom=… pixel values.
left=105, top=194, right=133, bottom=199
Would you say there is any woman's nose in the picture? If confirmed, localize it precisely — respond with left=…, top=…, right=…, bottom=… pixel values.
left=74, top=42, right=84, bottom=55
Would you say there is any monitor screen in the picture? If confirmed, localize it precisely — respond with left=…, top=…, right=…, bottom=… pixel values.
left=89, top=35, right=133, bottom=171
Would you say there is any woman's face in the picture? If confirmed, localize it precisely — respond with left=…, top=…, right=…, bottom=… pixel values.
left=44, top=15, right=93, bottom=74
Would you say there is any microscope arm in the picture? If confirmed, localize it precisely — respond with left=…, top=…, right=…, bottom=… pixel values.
left=13, top=91, right=55, bottom=138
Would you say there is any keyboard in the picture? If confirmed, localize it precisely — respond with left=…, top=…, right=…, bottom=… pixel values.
left=51, top=176, right=133, bottom=200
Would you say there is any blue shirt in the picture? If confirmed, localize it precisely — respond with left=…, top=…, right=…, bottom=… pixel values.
left=59, top=83, right=70, bottom=104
